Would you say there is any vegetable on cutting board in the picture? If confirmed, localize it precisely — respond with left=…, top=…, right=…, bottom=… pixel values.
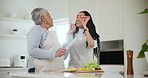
left=68, top=60, right=102, bottom=71
left=84, top=60, right=102, bottom=70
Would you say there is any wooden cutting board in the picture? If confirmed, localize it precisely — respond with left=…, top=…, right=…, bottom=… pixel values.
left=77, top=70, right=104, bottom=73
left=54, top=68, right=104, bottom=73
left=54, top=68, right=78, bottom=72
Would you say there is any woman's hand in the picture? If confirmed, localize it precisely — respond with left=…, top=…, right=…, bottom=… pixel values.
left=55, top=48, right=66, bottom=57
left=67, top=24, right=76, bottom=34
left=80, top=16, right=90, bottom=29
left=80, top=16, right=94, bottom=47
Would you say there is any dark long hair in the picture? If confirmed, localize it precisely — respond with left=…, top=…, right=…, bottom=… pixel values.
left=73, top=11, right=100, bottom=49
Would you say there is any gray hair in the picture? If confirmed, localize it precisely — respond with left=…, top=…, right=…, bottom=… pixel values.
left=31, top=8, right=48, bottom=25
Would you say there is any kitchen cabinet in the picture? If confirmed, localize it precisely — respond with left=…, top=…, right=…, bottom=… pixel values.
left=96, top=0, right=124, bottom=41
left=69, top=0, right=124, bottom=41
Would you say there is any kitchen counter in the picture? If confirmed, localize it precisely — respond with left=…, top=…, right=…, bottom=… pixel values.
left=0, top=71, right=147, bottom=78
left=0, top=67, right=28, bottom=75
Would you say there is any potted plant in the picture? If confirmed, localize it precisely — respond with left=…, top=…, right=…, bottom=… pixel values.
left=138, top=9, right=148, bottom=14
left=137, top=39, right=148, bottom=58
left=136, top=9, right=148, bottom=64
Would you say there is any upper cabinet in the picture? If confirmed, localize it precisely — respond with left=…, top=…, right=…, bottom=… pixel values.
left=96, top=0, right=124, bottom=41
left=69, top=0, right=124, bottom=41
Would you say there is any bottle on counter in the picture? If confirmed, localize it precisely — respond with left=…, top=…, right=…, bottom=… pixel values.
left=126, top=50, right=134, bottom=75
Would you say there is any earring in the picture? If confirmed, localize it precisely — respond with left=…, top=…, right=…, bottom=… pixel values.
left=44, top=20, right=46, bottom=23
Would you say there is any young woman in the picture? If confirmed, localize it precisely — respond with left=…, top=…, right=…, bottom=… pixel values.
left=64, top=11, right=100, bottom=68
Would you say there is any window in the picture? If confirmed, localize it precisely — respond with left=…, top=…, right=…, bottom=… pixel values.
left=53, top=17, right=70, bottom=68
left=53, top=17, right=69, bottom=45
left=55, top=24, right=69, bottom=45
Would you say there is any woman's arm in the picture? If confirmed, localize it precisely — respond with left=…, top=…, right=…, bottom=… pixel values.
left=63, top=24, right=76, bottom=47
left=63, top=33, right=74, bottom=59
left=63, top=24, right=76, bottom=59
left=62, top=33, right=73, bottom=48
left=27, top=27, right=55, bottom=58
left=84, top=27, right=94, bottom=47
left=82, top=16, right=94, bottom=47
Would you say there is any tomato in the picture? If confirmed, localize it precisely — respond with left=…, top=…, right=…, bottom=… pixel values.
left=98, top=68, right=102, bottom=70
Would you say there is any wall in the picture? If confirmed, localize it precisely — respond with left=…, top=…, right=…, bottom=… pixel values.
left=69, top=0, right=96, bottom=25
left=0, top=0, right=69, bottom=66
left=0, top=0, right=42, bottom=19
left=124, top=0, right=148, bottom=72
left=0, top=0, right=69, bottom=19
left=41, top=0, right=69, bottom=20
left=0, top=0, right=41, bottom=66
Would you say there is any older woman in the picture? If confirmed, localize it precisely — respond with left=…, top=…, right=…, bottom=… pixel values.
left=27, top=8, right=66, bottom=72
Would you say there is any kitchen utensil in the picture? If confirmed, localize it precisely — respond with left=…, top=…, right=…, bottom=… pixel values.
left=13, top=55, right=27, bottom=68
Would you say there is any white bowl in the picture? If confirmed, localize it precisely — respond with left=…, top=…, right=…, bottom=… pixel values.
left=7, top=13, right=16, bottom=18
left=100, top=65, right=124, bottom=72
left=145, top=52, right=148, bottom=64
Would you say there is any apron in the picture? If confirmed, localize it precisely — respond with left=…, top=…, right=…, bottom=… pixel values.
left=69, top=29, right=97, bottom=68
left=34, top=30, right=65, bottom=72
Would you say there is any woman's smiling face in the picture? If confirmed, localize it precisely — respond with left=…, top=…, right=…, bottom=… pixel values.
left=75, top=12, right=85, bottom=28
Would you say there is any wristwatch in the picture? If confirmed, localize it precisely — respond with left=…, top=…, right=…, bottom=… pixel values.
left=84, top=28, right=89, bottom=32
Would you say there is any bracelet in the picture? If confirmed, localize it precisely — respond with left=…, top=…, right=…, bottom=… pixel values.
left=84, top=28, right=89, bottom=32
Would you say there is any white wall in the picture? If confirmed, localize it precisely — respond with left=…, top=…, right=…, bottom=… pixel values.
left=0, top=0, right=42, bottom=19
left=69, top=0, right=96, bottom=24
left=0, top=0, right=69, bottom=20
left=0, top=0, right=69, bottom=66
left=0, top=0, right=41, bottom=66
left=124, top=0, right=148, bottom=72
left=42, top=0, right=69, bottom=20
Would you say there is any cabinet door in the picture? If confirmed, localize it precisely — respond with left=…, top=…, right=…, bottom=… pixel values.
left=97, top=0, right=124, bottom=41
left=69, top=0, right=97, bottom=23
